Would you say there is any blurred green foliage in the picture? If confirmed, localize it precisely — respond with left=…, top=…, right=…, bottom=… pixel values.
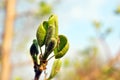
left=63, top=58, right=70, bottom=67
left=115, top=5, right=120, bottom=14
left=36, top=1, right=52, bottom=17
left=14, top=77, right=22, bottom=80
left=93, top=20, right=101, bottom=30
left=55, top=23, right=120, bottom=80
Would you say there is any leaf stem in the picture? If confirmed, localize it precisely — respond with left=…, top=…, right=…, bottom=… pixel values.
left=40, top=47, right=43, bottom=56
left=47, top=55, right=55, bottom=61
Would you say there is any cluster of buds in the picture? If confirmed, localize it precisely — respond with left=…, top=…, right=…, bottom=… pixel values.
left=30, top=14, right=69, bottom=80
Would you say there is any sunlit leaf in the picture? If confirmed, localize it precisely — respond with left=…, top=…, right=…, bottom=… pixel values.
left=36, top=21, right=48, bottom=47
left=48, top=14, right=58, bottom=39
left=48, top=59, right=62, bottom=80
left=54, top=35, right=69, bottom=59
left=45, top=14, right=58, bottom=45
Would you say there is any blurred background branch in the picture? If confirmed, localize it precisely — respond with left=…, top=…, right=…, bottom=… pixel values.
left=0, top=0, right=16, bottom=80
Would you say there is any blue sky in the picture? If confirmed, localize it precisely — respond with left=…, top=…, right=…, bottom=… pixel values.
left=50, top=0, right=120, bottom=56
left=0, top=0, right=120, bottom=55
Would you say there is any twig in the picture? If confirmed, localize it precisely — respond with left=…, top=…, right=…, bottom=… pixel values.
left=34, top=63, right=42, bottom=80
left=47, top=55, right=55, bottom=61
left=34, top=59, right=48, bottom=80
left=40, top=47, right=43, bottom=56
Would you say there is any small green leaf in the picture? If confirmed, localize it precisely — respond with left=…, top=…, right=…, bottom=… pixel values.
left=36, top=21, right=48, bottom=47
left=54, top=35, right=69, bottom=59
left=48, top=59, right=62, bottom=80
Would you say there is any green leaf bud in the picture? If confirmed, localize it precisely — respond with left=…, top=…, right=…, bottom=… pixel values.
left=30, top=39, right=39, bottom=63
left=36, top=21, right=48, bottom=47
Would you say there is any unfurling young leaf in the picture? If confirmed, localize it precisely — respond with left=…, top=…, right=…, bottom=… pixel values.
left=36, top=21, right=48, bottom=47
left=48, top=14, right=58, bottom=40
left=43, top=14, right=59, bottom=60
left=45, top=25, right=56, bottom=46
left=48, top=59, right=62, bottom=80
left=54, top=35, right=69, bottom=59
left=45, top=14, right=58, bottom=45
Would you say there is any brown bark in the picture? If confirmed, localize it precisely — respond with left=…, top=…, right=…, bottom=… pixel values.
left=0, top=0, right=16, bottom=80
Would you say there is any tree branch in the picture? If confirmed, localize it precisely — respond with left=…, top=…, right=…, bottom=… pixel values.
left=15, top=10, right=37, bottom=18
left=0, top=0, right=16, bottom=80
